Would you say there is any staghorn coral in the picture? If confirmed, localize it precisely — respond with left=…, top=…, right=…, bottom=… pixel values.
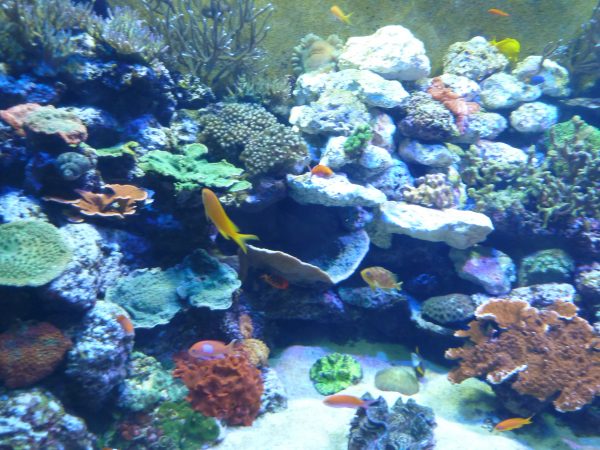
left=401, top=173, right=459, bottom=209
left=427, top=76, right=480, bottom=132
left=446, top=298, right=600, bottom=412
left=173, top=352, right=263, bottom=426
left=291, top=33, right=343, bottom=75
left=0, top=321, right=72, bottom=388
left=0, top=220, right=72, bottom=287
left=45, top=184, right=148, bottom=220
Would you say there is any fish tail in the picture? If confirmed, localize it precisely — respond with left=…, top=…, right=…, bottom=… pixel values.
left=395, top=282, right=403, bottom=290
left=345, top=12, right=353, bottom=24
left=233, top=233, right=259, bottom=253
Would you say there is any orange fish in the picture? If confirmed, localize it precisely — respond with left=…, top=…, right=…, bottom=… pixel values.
left=488, top=8, right=510, bottom=17
left=324, top=394, right=374, bottom=409
left=202, top=188, right=259, bottom=254
left=311, top=164, right=334, bottom=178
left=360, top=266, right=403, bottom=291
left=260, top=273, right=289, bottom=289
left=330, top=5, right=352, bottom=24
left=188, top=340, right=236, bottom=360
left=115, top=314, right=135, bottom=335
left=494, top=416, right=533, bottom=432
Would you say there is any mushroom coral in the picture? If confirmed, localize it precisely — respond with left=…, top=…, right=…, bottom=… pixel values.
left=173, top=352, right=263, bottom=426
left=445, top=298, right=600, bottom=412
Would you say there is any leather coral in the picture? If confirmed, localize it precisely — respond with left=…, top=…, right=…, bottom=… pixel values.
left=446, top=298, right=600, bottom=412
left=173, top=352, right=263, bottom=426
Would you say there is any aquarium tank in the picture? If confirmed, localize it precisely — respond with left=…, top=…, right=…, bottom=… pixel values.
left=1, top=0, right=600, bottom=448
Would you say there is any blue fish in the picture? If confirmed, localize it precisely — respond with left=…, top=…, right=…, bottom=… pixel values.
left=529, top=74, right=545, bottom=85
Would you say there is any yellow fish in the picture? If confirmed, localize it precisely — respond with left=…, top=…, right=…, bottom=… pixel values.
left=360, top=266, right=403, bottom=291
left=201, top=188, right=258, bottom=254
left=330, top=5, right=352, bottom=24
left=490, top=38, right=520, bottom=63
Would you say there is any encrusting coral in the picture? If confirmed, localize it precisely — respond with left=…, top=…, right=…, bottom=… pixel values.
left=173, top=352, right=264, bottom=426
left=45, top=184, right=148, bottom=220
left=0, top=321, right=72, bottom=388
left=401, top=173, right=459, bottom=209
left=446, top=298, right=600, bottom=412
left=427, top=76, right=480, bottom=132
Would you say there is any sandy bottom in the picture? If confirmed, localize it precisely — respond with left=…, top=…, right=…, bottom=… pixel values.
left=215, top=341, right=600, bottom=450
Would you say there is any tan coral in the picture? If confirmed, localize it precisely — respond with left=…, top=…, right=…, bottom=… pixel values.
left=45, top=184, right=148, bottom=220
left=291, top=33, right=344, bottom=75
left=239, top=338, right=270, bottom=367
left=446, top=298, right=600, bottom=412
left=239, top=313, right=254, bottom=339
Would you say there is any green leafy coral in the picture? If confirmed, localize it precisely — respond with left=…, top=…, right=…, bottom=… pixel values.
left=0, top=220, right=72, bottom=287
left=343, top=124, right=373, bottom=159
left=461, top=116, right=600, bottom=227
left=139, top=143, right=251, bottom=192
left=309, top=352, right=363, bottom=395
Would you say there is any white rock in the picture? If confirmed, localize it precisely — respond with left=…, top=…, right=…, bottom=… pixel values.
left=452, top=112, right=508, bottom=144
left=320, top=136, right=348, bottom=169
left=443, top=36, right=509, bottom=81
left=480, top=73, right=541, bottom=110
left=338, top=25, right=431, bottom=80
left=378, top=202, right=494, bottom=249
left=512, top=56, right=571, bottom=97
left=294, top=69, right=409, bottom=108
left=398, top=139, right=459, bottom=167
left=510, top=102, right=558, bottom=133
left=358, top=144, right=394, bottom=172
left=287, top=172, right=387, bottom=207
left=471, top=140, right=528, bottom=166
left=371, top=111, right=396, bottom=150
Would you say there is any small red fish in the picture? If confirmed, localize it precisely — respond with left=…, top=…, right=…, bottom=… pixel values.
left=260, top=273, right=289, bottom=289
left=494, top=416, right=533, bottom=432
left=188, top=340, right=236, bottom=360
left=488, top=8, right=510, bottom=17
left=115, top=314, right=134, bottom=335
left=311, top=164, right=334, bottom=178
left=324, top=394, right=374, bottom=409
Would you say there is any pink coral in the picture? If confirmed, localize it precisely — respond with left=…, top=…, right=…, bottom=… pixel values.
left=446, top=298, right=600, bottom=412
left=427, top=77, right=480, bottom=132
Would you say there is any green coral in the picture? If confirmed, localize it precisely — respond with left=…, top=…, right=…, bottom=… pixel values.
left=198, top=102, right=308, bottom=177
left=461, top=116, right=600, bottom=227
left=518, top=249, right=574, bottom=286
left=343, top=124, right=373, bottom=158
left=154, top=401, right=221, bottom=450
left=0, top=220, right=72, bottom=287
left=117, top=352, right=187, bottom=412
left=139, top=143, right=251, bottom=192
left=93, top=141, right=139, bottom=158
left=309, top=352, right=362, bottom=395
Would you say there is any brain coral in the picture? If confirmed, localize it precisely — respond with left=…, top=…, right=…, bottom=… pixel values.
left=173, top=352, right=263, bottom=426
left=422, top=293, right=476, bottom=325
left=309, top=352, right=363, bottom=395
left=0, top=321, right=72, bottom=388
left=446, top=298, right=600, bottom=412
left=0, top=220, right=72, bottom=287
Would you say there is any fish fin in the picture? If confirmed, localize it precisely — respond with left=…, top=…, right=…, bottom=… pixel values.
left=345, top=12, right=353, bottom=24
left=233, top=233, right=259, bottom=254
left=395, top=281, right=403, bottom=290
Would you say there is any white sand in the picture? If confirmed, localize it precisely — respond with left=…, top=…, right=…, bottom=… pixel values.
left=215, top=341, right=599, bottom=450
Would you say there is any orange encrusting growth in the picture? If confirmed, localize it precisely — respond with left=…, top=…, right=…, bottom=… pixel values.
left=201, top=188, right=259, bottom=254
left=311, top=164, right=334, bottom=177
left=116, top=314, right=135, bottom=335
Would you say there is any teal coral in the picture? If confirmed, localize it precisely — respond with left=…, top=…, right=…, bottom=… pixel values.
left=0, top=220, right=72, bottom=287
left=139, top=143, right=251, bottom=192
left=309, top=352, right=363, bottom=395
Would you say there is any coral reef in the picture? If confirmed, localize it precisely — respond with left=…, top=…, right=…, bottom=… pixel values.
left=401, top=173, right=460, bottom=209
left=450, top=246, right=516, bottom=295
left=518, top=249, right=574, bottom=286
left=0, top=388, right=96, bottom=449
left=446, top=298, right=600, bottom=412
left=173, top=352, right=263, bottom=426
left=0, top=220, right=72, bottom=287
left=348, top=394, right=436, bottom=450
left=422, top=293, right=477, bottom=325
left=309, top=352, right=362, bottom=395
left=427, top=76, right=480, bottom=132
left=139, top=143, right=251, bottom=192
left=66, top=301, right=134, bottom=409
left=291, top=33, right=343, bottom=75
left=0, top=321, right=72, bottom=388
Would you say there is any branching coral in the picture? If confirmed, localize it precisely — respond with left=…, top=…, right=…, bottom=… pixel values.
left=446, top=298, right=600, bottom=412
left=461, top=116, right=600, bottom=227
left=427, top=77, right=480, bottom=132
left=45, top=184, right=148, bottom=220
left=0, top=321, right=72, bottom=388
left=173, top=352, right=263, bottom=426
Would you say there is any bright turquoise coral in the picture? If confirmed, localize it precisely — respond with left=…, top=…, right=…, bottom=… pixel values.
left=139, top=143, right=251, bottom=192
left=0, top=220, right=72, bottom=287
left=309, top=352, right=363, bottom=395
